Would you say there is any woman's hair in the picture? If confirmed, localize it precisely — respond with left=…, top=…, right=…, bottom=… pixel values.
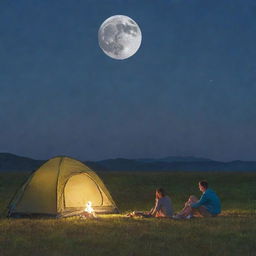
left=156, top=188, right=166, bottom=197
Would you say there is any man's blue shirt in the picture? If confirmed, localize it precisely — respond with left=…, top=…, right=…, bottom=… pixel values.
left=191, top=188, right=221, bottom=215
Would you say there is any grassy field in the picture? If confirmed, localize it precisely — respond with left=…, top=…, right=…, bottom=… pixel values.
left=0, top=171, right=256, bottom=256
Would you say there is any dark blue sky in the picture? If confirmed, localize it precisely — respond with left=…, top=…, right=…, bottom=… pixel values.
left=0, top=0, right=256, bottom=161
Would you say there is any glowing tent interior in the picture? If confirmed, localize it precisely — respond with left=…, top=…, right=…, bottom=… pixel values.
left=8, top=156, right=119, bottom=217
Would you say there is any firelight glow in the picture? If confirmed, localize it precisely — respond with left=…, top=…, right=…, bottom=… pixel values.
left=85, top=201, right=94, bottom=213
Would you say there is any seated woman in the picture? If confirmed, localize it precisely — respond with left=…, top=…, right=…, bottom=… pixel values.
left=128, top=188, right=173, bottom=218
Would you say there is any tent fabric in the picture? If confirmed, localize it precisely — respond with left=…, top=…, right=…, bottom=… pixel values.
left=8, top=156, right=119, bottom=217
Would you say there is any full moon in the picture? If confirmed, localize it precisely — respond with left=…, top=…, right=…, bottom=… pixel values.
left=98, top=15, right=142, bottom=60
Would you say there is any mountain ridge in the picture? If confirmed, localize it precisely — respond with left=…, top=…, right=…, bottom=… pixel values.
left=0, top=153, right=256, bottom=172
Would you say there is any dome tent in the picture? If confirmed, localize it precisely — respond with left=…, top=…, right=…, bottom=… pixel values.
left=8, top=156, right=119, bottom=217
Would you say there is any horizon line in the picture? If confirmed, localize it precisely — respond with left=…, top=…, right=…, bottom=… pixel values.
left=1, top=152, right=256, bottom=163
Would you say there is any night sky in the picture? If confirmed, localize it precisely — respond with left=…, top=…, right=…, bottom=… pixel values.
left=0, top=0, right=256, bottom=161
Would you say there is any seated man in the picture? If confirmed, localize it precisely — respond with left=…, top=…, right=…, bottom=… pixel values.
left=128, top=188, right=173, bottom=218
left=174, top=180, right=221, bottom=219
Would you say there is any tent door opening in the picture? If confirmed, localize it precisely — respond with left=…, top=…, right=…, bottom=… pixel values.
left=64, top=173, right=103, bottom=208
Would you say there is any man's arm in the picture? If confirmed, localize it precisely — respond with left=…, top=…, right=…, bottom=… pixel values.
left=191, top=193, right=208, bottom=208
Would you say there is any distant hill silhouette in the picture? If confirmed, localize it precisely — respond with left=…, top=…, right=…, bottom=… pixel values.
left=0, top=153, right=45, bottom=172
left=88, top=158, right=256, bottom=172
left=0, top=153, right=256, bottom=172
left=136, top=156, right=212, bottom=163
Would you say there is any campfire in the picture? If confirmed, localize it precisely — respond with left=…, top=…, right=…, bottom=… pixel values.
left=81, top=201, right=97, bottom=218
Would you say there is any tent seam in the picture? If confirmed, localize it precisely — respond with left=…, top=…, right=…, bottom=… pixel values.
left=7, top=171, right=35, bottom=216
left=56, top=157, right=64, bottom=214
